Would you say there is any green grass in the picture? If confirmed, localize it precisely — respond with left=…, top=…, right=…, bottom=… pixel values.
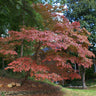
left=61, top=86, right=96, bottom=96
left=40, top=79, right=96, bottom=96
left=36, top=79, right=96, bottom=96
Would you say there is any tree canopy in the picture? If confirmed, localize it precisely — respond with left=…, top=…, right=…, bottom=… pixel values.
left=0, top=4, right=94, bottom=83
left=0, top=1, right=95, bottom=89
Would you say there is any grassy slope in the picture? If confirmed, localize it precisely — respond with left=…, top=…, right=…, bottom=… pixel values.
left=61, top=87, right=96, bottom=96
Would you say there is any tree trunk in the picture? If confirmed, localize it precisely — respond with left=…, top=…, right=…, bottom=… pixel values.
left=1, top=58, right=6, bottom=76
left=74, top=64, right=77, bottom=72
left=82, top=67, right=87, bottom=89
left=94, top=64, right=96, bottom=72
left=21, top=70, right=30, bottom=85
left=21, top=40, right=24, bottom=57
left=62, top=79, right=64, bottom=86
left=35, top=41, right=41, bottom=64
left=78, top=66, right=80, bottom=75
left=2, top=58, right=5, bottom=69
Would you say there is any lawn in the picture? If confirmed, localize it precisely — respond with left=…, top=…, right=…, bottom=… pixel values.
left=61, top=87, right=96, bottom=96
left=43, top=79, right=96, bottom=96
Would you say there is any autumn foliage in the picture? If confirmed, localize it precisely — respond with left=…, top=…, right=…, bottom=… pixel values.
left=0, top=4, right=95, bottom=82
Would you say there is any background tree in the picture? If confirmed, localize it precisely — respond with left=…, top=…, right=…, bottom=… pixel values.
left=0, top=0, right=43, bottom=37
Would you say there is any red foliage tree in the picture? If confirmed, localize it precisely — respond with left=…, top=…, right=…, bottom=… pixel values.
left=0, top=4, right=95, bottom=88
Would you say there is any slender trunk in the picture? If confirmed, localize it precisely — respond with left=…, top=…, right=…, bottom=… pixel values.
left=20, top=0, right=28, bottom=85
left=62, top=79, right=64, bottom=86
left=78, top=66, right=80, bottom=75
left=1, top=58, right=6, bottom=76
left=35, top=41, right=41, bottom=64
left=2, top=58, right=5, bottom=69
left=21, top=40, right=24, bottom=57
left=82, top=67, right=87, bottom=89
left=20, top=0, right=25, bottom=57
left=74, top=64, right=76, bottom=72
left=94, top=64, right=96, bottom=72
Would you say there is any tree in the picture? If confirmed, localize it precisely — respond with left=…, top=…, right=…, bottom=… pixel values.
left=0, top=3, right=95, bottom=88
left=66, top=0, right=96, bottom=55
left=0, top=0, right=43, bottom=37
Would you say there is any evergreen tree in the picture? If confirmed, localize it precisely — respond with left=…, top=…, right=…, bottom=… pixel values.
left=66, top=0, right=96, bottom=54
left=0, top=0, right=43, bottom=37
